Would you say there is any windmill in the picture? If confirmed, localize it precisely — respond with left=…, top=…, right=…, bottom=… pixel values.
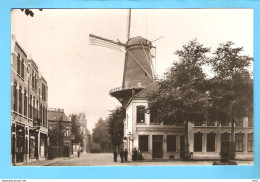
left=89, top=9, right=157, bottom=107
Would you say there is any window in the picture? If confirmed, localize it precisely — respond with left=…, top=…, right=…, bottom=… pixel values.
left=43, top=106, right=45, bottom=126
left=207, top=132, right=215, bottom=152
left=167, top=135, right=176, bottom=152
left=235, top=118, right=243, bottom=127
left=19, top=87, right=22, bottom=114
left=45, top=107, right=47, bottom=127
left=194, top=121, right=203, bottom=126
left=139, top=135, right=148, bottom=152
left=221, top=121, right=229, bottom=126
left=150, top=108, right=156, bottom=123
left=248, top=133, right=253, bottom=152
left=36, top=100, right=38, bottom=121
left=29, top=95, right=32, bottom=119
left=64, top=129, right=69, bottom=136
left=248, top=117, right=253, bottom=127
left=40, top=104, right=42, bottom=126
left=207, top=120, right=215, bottom=126
left=21, top=60, right=24, bottom=79
left=235, top=133, right=244, bottom=152
left=17, top=54, right=20, bottom=75
left=13, top=83, right=17, bottom=112
left=33, top=97, right=36, bottom=120
left=137, top=106, right=145, bottom=123
left=194, top=132, right=203, bottom=152
left=24, top=90, right=27, bottom=116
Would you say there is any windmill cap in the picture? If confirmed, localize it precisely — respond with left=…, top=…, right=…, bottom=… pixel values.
left=126, top=36, right=152, bottom=47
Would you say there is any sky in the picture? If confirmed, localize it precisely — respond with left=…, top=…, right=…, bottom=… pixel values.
left=11, top=9, right=253, bottom=133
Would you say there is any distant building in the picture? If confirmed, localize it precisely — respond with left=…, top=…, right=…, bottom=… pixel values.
left=124, top=82, right=254, bottom=160
left=11, top=34, right=48, bottom=165
left=77, top=113, right=91, bottom=153
left=47, top=108, right=72, bottom=158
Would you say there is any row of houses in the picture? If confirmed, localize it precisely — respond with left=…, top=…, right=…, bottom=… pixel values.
left=11, top=35, right=90, bottom=165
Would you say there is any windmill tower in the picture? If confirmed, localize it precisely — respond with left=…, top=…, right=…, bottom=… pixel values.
left=89, top=10, right=156, bottom=107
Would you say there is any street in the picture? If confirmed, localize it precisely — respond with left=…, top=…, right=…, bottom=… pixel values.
left=45, top=153, right=253, bottom=166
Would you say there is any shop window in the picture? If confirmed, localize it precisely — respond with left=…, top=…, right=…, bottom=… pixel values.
left=235, top=133, right=244, bottom=152
left=139, top=135, right=148, bottom=152
left=247, top=133, right=253, bottom=152
left=137, top=106, right=145, bottom=123
left=167, top=135, right=176, bottom=152
left=194, top=132, right=203, bottom=152
left=207, top=132, right=215, bottom=152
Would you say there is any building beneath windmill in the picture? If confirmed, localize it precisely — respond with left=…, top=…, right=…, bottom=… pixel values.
left=107, top=36, right=253, bottom=161
left=11, top=34, right=48, bottom=165
left=90, top=30, right=253, bottom=160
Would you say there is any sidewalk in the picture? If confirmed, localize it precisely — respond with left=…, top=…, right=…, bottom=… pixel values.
left=17, top=153, right=77, bottom=166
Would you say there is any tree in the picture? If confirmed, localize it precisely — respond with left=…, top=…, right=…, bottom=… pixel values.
left=108, top=107, right=125, bottom=150
left=20, top=9, right=43, bottom=17
left=208, top=41, right=253, bottom=160
left=92, top=118, right=111, bottom=152
left=147, top=39, right=210, bottom=160
left=71, top=114, right=83, bottom=144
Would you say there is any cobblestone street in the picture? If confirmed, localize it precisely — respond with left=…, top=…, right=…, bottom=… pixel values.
left=44, top=153, right=253, bottom=166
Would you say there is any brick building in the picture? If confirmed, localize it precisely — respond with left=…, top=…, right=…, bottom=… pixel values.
left=11, top=34, right=48, bottom=165
left=48, top=108, right=72, bottom=158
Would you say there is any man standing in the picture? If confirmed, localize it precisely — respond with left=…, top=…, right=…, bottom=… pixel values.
left=113, top=149, right=118, bottom=162
left=124, top=149, right=128, bottom=162
left=133, top=148, right=137, bottom=161
left=120, top=149, right=124, bottom=163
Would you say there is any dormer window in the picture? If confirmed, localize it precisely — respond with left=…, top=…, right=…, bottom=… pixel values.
left=137, top=106, right=145, bottom=123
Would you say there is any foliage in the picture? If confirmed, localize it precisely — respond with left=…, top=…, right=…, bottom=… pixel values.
left=92, top=118, right=112, bottom=152
left=207, top=41, right=253, bottom=159
left=20, top=9, right=43, bottom=17
left=147, top=39, right=210, bottom=125
left=71, top=114, right=83, bottom=144
left=108, top=106, right=125, bottom=148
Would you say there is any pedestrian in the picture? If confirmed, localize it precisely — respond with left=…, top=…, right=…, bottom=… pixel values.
left=133, top=148, right=137, bottom=161
left=113, top=149, right=118, bottom=162
left=124, top=149, right=128, bottom=162
left=77, top=148, right=80, bottom=158
left=120, top=149, right=124, bottom=163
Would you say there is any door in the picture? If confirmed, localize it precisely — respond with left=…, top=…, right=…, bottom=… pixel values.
left=180, top=135, right=185, bottom=159
left=221, top=133, right=230, bottom=158
left=152, top=135, right=163, bottom=158
left=16, top=131, right=24, bottom=163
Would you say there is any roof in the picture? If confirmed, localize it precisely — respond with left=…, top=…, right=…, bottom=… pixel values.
left=48, top=109, right=70, bottom=122
left=126, top=36, right=152, bottom=47
left=134, top=81, right=160, bottom=98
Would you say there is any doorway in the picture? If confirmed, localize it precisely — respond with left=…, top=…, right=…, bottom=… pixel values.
left=221, top=133, right=230, bottom=158
left=152, top=135, right=163, bottom=158
left=180, top=135, right=185, bottom=159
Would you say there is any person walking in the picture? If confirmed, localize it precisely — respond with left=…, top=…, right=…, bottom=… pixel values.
left=120, top=149, right=124, bottom=163
left=124, top=149, right=128, bottom=162
left=77, top=148, right=80, bottom=158
left=113, top=149, right=118, bottom=162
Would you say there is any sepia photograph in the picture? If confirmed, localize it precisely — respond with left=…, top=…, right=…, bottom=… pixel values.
left=10, top=8, right=253, bottom=167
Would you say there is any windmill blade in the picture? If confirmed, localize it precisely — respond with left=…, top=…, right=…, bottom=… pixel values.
left=89, top=34, right=126, bottom=52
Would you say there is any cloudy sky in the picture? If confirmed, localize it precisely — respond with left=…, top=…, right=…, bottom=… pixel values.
left=11, top=9, right=253, bottom=132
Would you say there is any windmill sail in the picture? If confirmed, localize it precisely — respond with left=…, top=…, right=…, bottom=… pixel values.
left=89, top=34, right=125, bottom=52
